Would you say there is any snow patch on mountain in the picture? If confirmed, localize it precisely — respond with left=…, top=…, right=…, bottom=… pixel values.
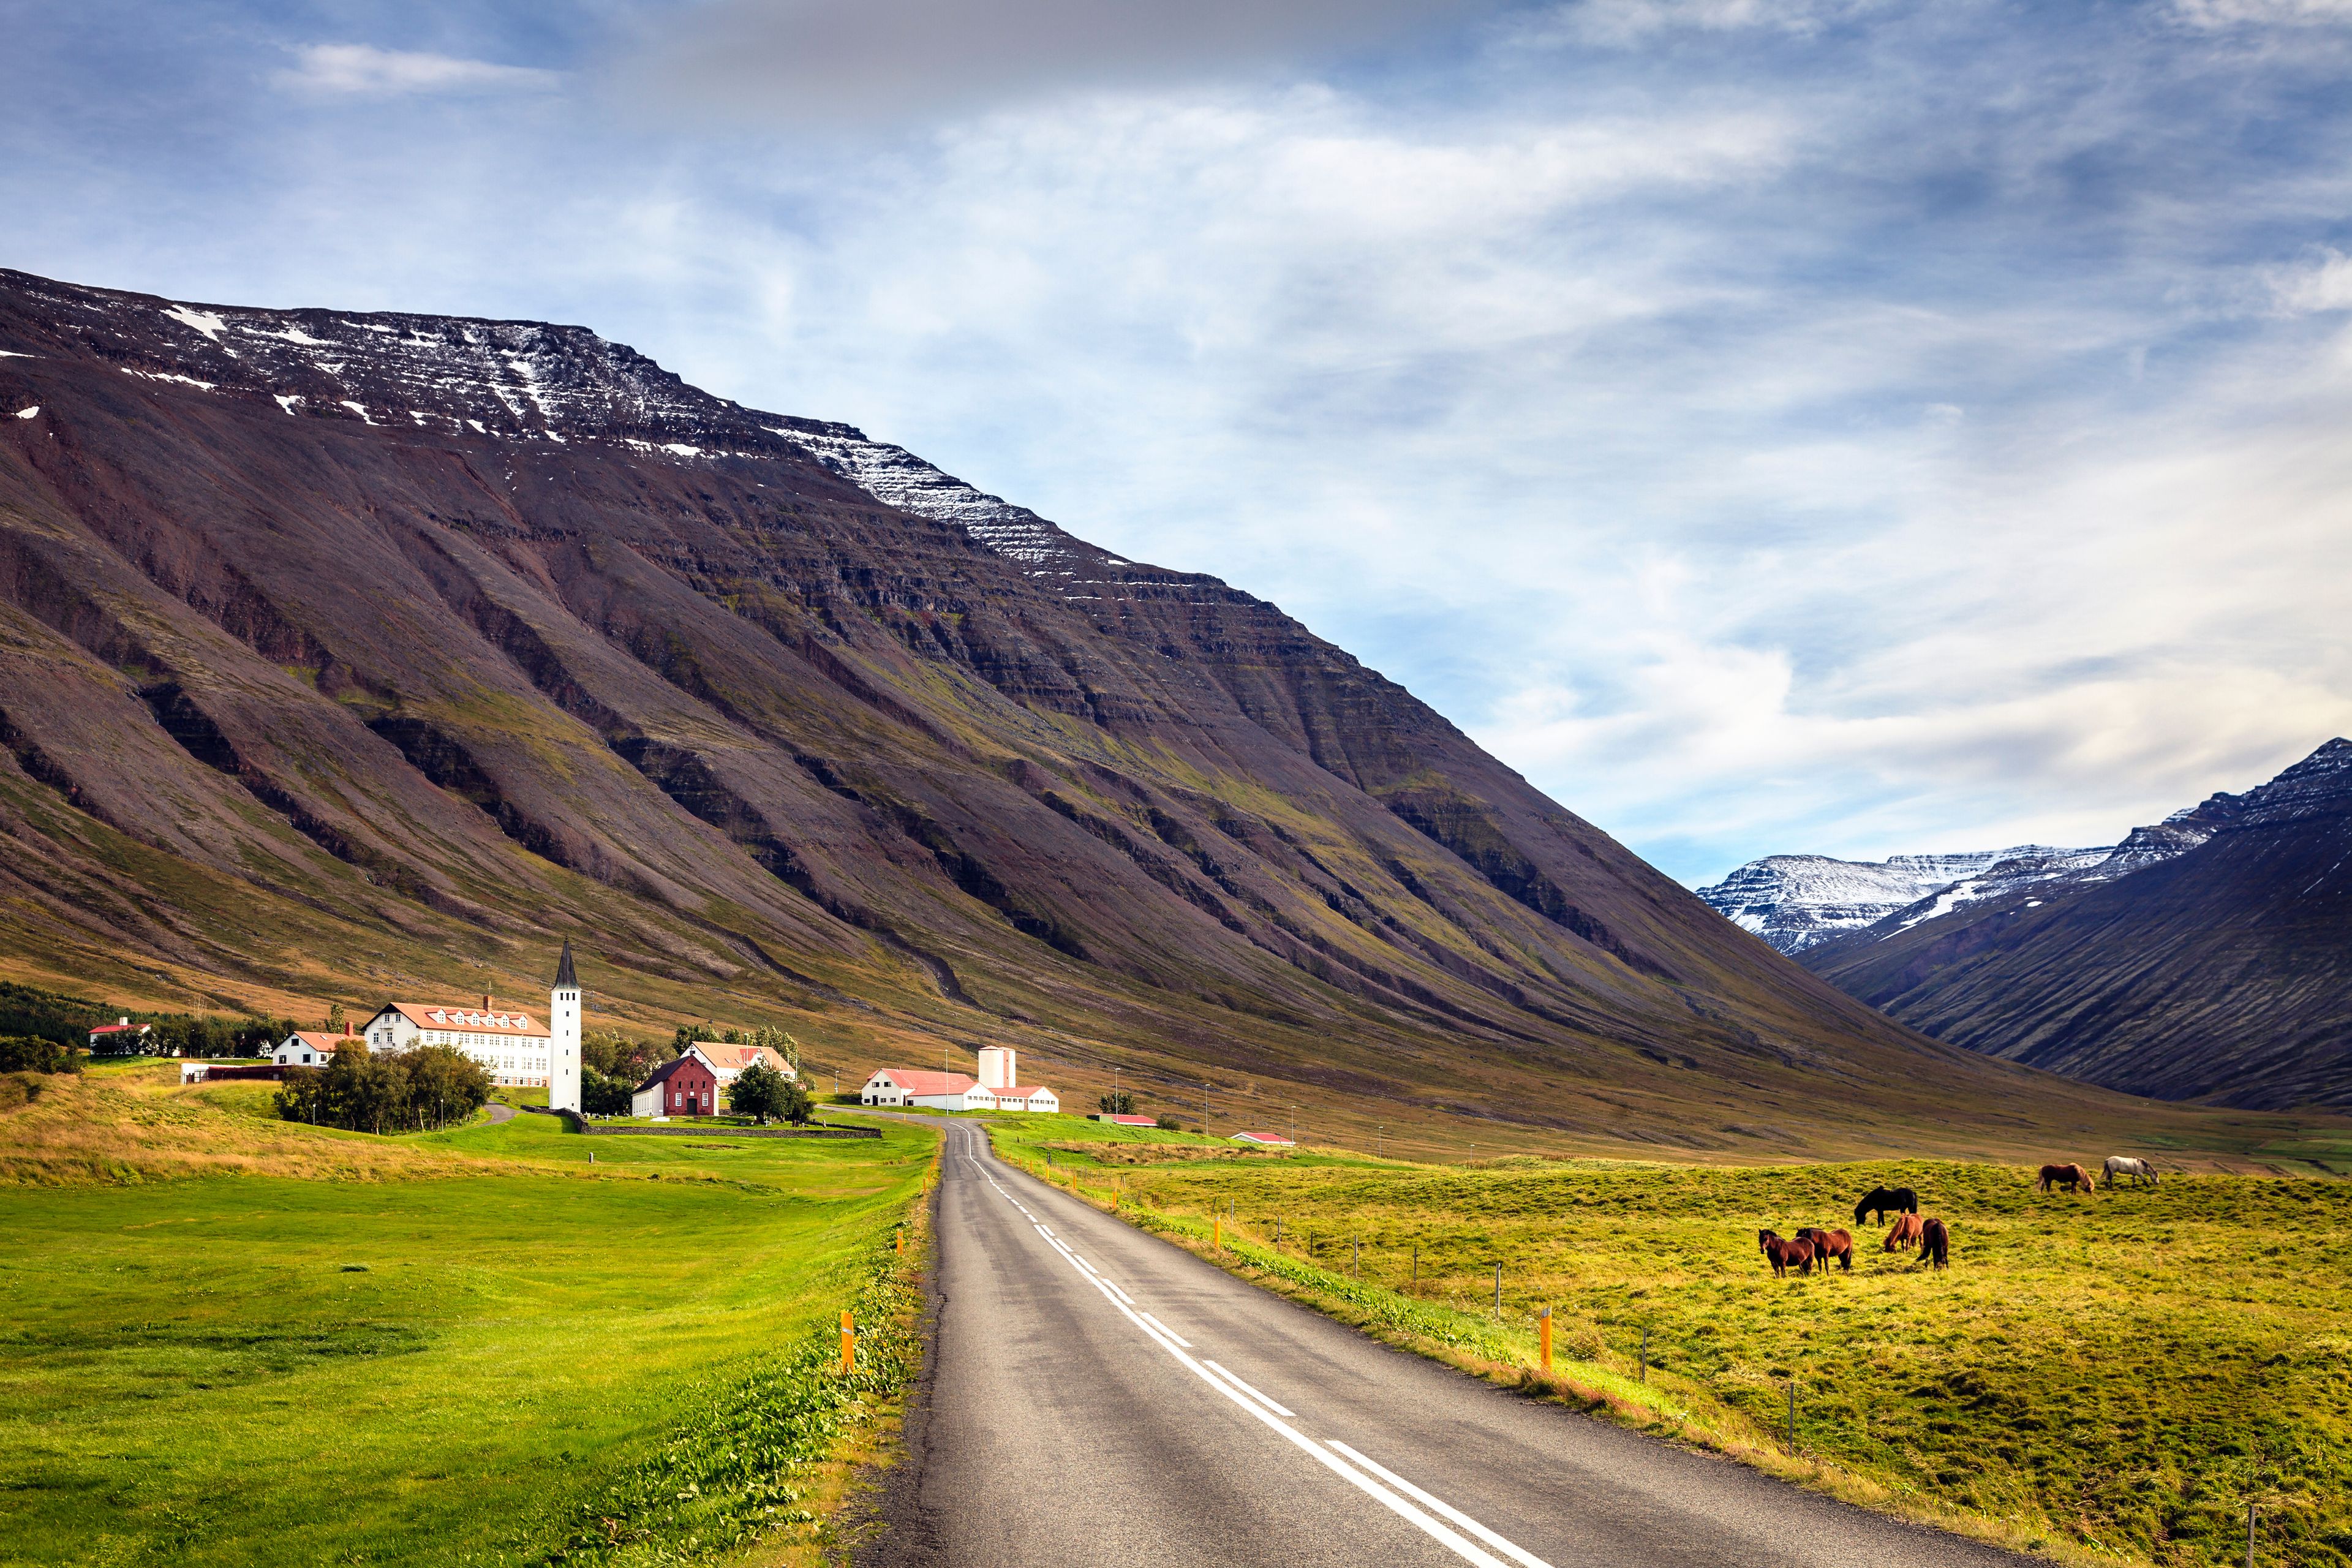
left=1698, top=849, right=2075, bottom=954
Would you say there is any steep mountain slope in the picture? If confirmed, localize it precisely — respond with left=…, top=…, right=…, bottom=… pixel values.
left=1799, top=742, right=2352, bottom=1111
left=0, top=266, right=2261, bottom=1158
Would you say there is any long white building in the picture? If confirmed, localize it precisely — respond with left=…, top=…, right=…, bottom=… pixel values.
left=357, top=943, right=583, bottom=1108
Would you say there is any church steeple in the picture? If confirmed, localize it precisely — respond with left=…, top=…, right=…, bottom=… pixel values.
left=554, top=940, right=577, bottom=991
left=548, top=942, right=582, bottom=1115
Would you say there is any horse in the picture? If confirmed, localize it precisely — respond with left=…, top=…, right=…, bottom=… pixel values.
left=1852, top=1186, right=1919, bottom=1224
left=2038, top=1163, right=2097, bottom=1193
left=1883, top=1213, right=1926, bottom=1251
left=1758, top=1229, right=1816, bottom=1278
left=1919, top=1216, right=1949, bottom=1268
left=1798, top=1227, right=1853, bottom=1272
left=2103, top=1155, right=2158, bottom=1188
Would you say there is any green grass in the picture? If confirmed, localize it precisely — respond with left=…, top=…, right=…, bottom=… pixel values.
left=0, top=1104, right=938, bottom=1567
left=998, top=1130, right=2352, bottom=1568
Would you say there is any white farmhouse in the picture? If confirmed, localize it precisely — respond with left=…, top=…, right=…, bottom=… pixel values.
left=990, top=1085, right=1059, bottom=1113
left=859, top=1069, right=996, bottom=1111
left=272, top=1030, right=356, bottom=1068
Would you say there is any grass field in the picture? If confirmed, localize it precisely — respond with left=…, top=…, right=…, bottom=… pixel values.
left=0, top=1068, right=938, bottom=1567
left=987, top=1115, right=2352, bottom=1568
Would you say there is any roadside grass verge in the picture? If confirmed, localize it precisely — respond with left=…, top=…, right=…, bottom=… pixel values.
left=990, top=1126, right=2352, bottom=1568
left=0, top=1084, right=940, bottom=1567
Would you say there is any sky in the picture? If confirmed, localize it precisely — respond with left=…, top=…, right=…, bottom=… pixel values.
left=6, top=0, right=2352, bottom=885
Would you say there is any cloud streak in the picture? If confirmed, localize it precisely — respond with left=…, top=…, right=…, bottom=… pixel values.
left=276, top=43, right=559, bottom=99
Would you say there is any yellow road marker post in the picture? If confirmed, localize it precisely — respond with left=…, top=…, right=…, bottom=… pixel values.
left=840, top=1310, right=855, bottom=1373
left=1539, top=1306, right=1553, bottom=1373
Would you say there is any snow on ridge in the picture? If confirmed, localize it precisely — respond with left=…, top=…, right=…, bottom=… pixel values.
left=1698, top=845, right=2100, bottom=955
left=780, top=428, right=1077, bottom=571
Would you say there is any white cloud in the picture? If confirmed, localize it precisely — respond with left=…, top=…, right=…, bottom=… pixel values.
left=275, top=44, right=558, bottom=99
left=2266, top=249, right=2352, bottom=313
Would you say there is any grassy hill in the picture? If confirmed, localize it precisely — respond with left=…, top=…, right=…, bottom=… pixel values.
left=989, top=1115, right=2352, bottom=1568
left=0, top=1065, right=937, bottom=1567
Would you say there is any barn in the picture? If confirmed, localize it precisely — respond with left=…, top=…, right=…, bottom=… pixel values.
left=631, top=1054, right=720, bottom=1120
left=859, top=1069, right=995, bottom=1111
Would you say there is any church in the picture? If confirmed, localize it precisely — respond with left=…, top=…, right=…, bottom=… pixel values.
left=354, top=943, right=583, bottom=1112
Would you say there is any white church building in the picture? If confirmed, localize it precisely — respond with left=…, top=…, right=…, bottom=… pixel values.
left=355, top=943, right=584, bottom=1111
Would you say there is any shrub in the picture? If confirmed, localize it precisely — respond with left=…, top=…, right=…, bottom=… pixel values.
left=0, top=1036, right=81, bottom=1074
left=1155, top=1114, right=1181, bottom=1131
left=1099, top=1090, right=1136, bottom=1115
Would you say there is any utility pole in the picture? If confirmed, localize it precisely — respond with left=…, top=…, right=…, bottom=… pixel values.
left=1377, top=1124, right=1383, bottom=1159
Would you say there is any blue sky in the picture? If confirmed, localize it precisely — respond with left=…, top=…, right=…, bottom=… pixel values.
left=8, top=0, right=2352, bottom=884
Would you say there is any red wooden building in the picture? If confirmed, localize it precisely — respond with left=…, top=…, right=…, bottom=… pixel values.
left=630, top=1054, right=719, bottom=1119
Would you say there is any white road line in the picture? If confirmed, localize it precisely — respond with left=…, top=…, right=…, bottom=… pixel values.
left=1137, top=1311, right=1190, bottom=1347
left=1327, top=1442, right=1556, bottom=1568
left=991, top=1163, right=1528, bottom=1568
left=1202, top=1359, right=1297, bottom=1419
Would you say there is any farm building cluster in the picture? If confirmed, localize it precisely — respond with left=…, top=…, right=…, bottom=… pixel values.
left=859, top=1047, right=1059, bottom=1113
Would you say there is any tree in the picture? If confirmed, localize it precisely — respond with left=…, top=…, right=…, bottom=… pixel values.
left=582, top=1030, right=663, bottom=1084
left=327, top=1002, right=346, bottom=1035
left=728, top=1060, right=793, bottom=1125
left=0, top=1036, right=80, bottom=1074
left=580, top=1065, right=635, bottom=1116
left=1154, top=1114, right=1181, bottom=1131
left=1099, top=1090, right=1135, bottom=1115
left=778, top=1076, right=815, bottom=1126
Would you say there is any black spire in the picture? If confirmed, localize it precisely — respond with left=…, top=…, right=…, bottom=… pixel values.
left=554, top=940, right=577, bottom=990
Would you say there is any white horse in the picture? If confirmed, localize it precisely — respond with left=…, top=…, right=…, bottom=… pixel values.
left=2103, top=1155, right=2158, bottom=1187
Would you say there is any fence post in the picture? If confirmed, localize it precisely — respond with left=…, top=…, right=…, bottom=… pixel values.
left=1493, top=1262, right=1502, bottom=1318
left=1353, top=1236, right=1360, bottom=1276
left=1640, top=1325, right=1648, bottom=1382
left=2247, top=1501, right=2256, bottom=1568
left=840, top=1310, right=856, bottom=1374
left=1412, top=1246, right=1418, bottom=1289
left=1539, top=1306, right=1552, bottom=1373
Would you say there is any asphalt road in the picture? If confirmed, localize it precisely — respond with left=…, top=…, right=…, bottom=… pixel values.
left=869, top=1116, right=2032, bottom=1568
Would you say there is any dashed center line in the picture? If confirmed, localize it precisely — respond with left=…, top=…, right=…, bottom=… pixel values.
left=959, top=1141, right=1551, bottom=1568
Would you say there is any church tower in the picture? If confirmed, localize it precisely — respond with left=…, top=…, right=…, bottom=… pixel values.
left=549, top=941, right=582, bottom=1114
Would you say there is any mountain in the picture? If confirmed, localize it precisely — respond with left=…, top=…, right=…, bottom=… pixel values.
left=0, top=266, right=2256, bottom=1158
left=1785, top=743, right=2352, bottom=1110
left=1698, top=846, right=2102, bottom=955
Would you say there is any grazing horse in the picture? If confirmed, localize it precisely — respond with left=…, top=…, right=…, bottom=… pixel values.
left=2038, top=1163, right=2097, bottom=1193
left=1919, top=1216, right=1950, bottom=1268
left=1883, top=1213, right=1926, bottom=1251
left=2103, top=1155, right=2158, bottom=1188
left=1853, top=1186, right=1920, bottom=1224
left=1758, top=1229, right=1817, bottom=1278
left=1798, top=1227, right=1854, bottom=1272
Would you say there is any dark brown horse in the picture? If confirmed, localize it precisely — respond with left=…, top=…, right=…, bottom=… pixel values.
left=2038, top=1163, right=2097, bottom=1193
left=1883, top=1213, right=1926, bottom=1251
left=1919, top=1216, right=1950, bottom=1268
left=1853, top=1186, right=1919, bottom=1224
left=1797, top=1227, right=1853, bottom=1272
left=1758, top=1229, right=1816, bottom=1278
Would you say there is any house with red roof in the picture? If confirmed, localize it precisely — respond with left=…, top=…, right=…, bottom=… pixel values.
left=631, top=1053, right=720, bottom=1120
left=1093, top=1113, right=1157, bottom=1127
left=273, top=1029, right=359, bottom=1068
left=859, top=1069, right=998, bottom=1111
left=1230, top=1131, right=1295, bottom=1147
left=358, top=995, right=551, bottom=1088
left=990, top=1084, right=1060, bottom=1113
left=684, top=1041, right=796, bottom=1085
left=88, top=1017, right=150, bottom=1054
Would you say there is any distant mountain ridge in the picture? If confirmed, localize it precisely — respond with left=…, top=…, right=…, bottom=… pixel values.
left=1712, top=742, right=2352, bottom=1110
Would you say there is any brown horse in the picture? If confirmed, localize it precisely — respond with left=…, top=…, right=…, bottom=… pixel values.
left=1798, top=1227, right=1853, bottom=1272
left=2038, top=1163, right=2097, bottom=1193
left=1883, top=1213, right=1926, bottom=1251
left=1758, top=1229, right=1816, bottom=1278
left=1919, top=1216, right=1950, bottom=1268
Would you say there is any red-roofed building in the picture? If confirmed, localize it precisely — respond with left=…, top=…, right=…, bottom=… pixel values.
left=859, top=1069, right=996, bottom=1111
left=685, top=1041, right=796, bottom=1085
left=1093, top=1113, right=1157, bottom=1127
left=989, top=1085, right=1060, bottom=1113
left=273, top=1030, right=360, bottom=1068
left=360, top=995, right=551, bottom=1088
left=88, top=1017, right=150, bottom=1054
left=1230, top=1131, right=1295, bottom=1147
left=631, top=1053, right=720, bottom=1120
